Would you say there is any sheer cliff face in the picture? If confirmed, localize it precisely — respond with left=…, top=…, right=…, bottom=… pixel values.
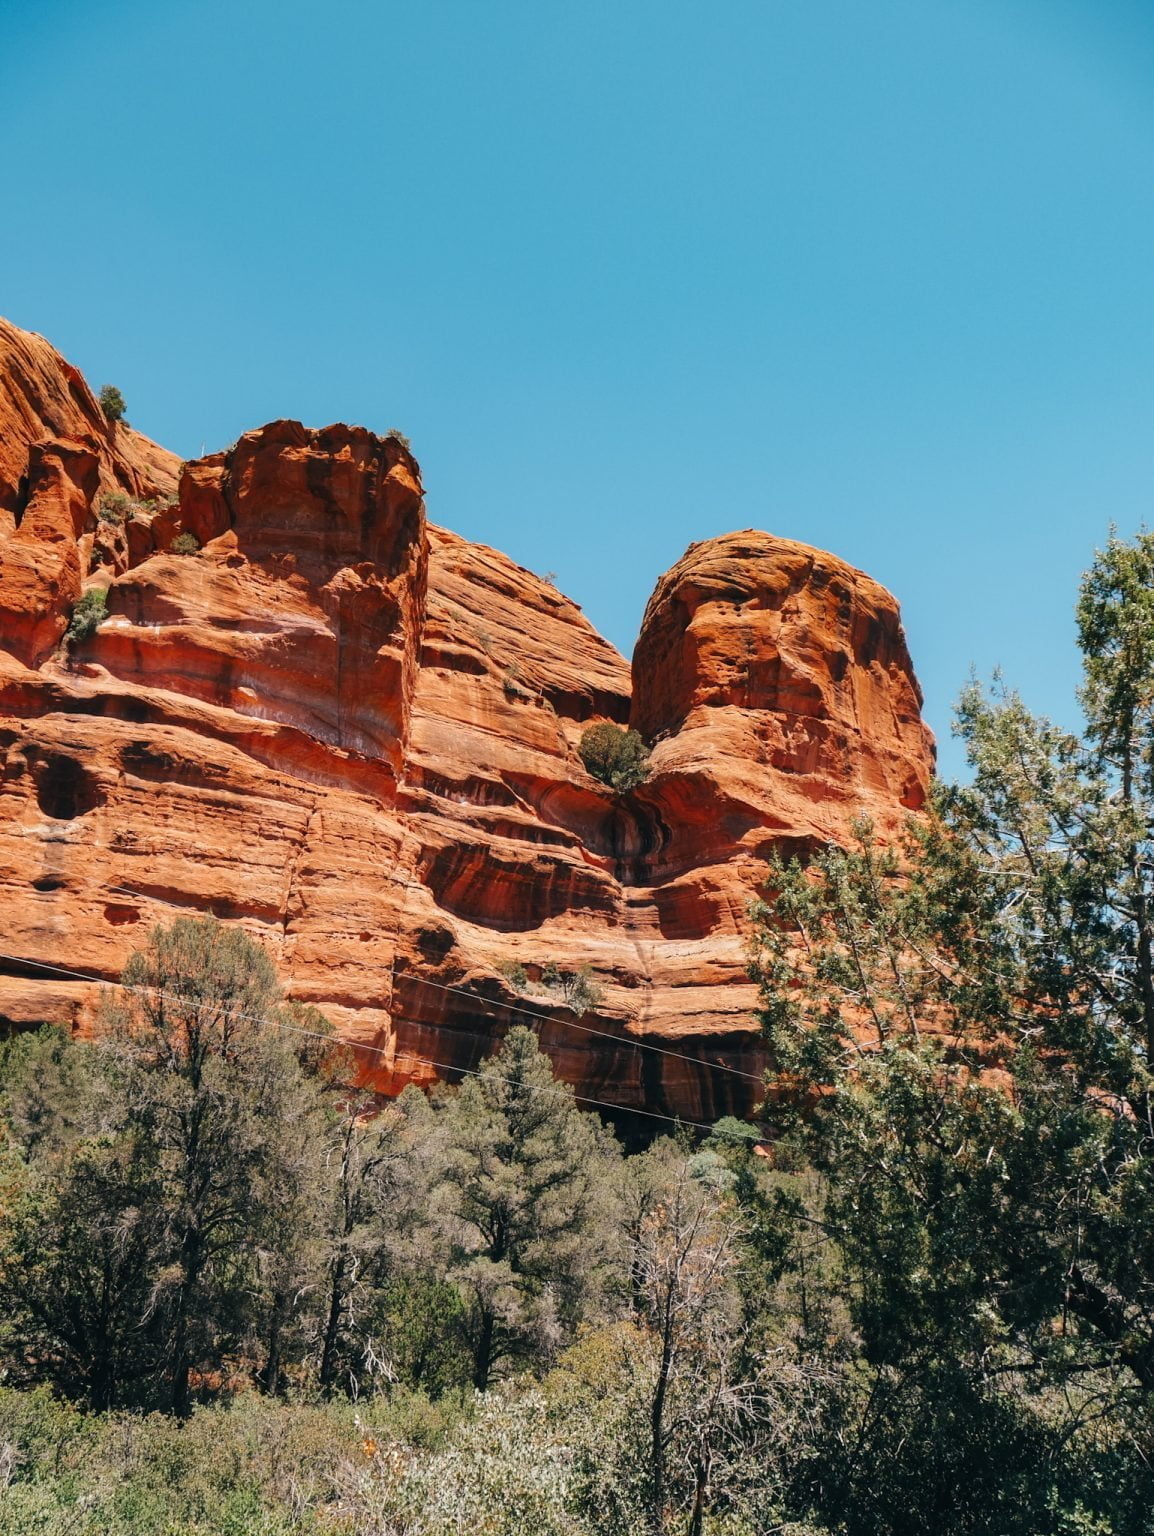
left=0, top=319, right=935, bottom=1122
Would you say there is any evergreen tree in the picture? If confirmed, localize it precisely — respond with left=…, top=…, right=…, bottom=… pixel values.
left=102, top=917, right=336, bottom=1414
left=437, top=1026, right=619, bottom=1389
left=0, top=919, right=339, bottom=1413
left=0, top=1112, right=165, bottom=1409
left=746, top=529, right=1154, bottom=1531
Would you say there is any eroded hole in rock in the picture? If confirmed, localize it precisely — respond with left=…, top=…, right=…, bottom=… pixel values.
left=421, top=844, right=616, bottom=931
left=12, top=472, right=29, bottom=529
left=416, top=925, right=456, bottom=963
left=35, top=755, right=102, bottom=821
left=103, top=902, right=141, bottom=926
left=31, top=876, right=65, bottom=893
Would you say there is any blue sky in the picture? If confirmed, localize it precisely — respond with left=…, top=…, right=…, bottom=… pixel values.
left=3, top=0, right=1153, bottom=779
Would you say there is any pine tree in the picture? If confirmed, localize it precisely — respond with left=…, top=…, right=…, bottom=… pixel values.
left=437, top=1026, right=619, bottom=1389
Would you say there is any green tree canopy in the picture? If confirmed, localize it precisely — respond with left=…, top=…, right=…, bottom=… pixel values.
left=436, top=1026, right=621, bottom=1389
left=98, top=384, right=126, bottom=423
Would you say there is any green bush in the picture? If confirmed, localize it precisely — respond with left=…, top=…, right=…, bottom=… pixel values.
left=136, top=494, right=179, bottom=516
left=498, top=960, right=530, bottom=990
left=98, top=385, right=126, bottom=423
left=577, top=722, right=650, bottom=791
left=541, top=961, right=603, bottom=1014
left=65, top=588, right=107, bottom=644
left=170, top=531, right=200, bottom=555
left=499, top=960, right=604, bottom=1015
left=385, top=427, right=412, bottom=449
left=96, top=492, right=131, bottom=525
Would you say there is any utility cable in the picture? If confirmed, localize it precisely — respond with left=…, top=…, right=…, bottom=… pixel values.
left=0, top=950, right=756, bottom=1136
left=102, top=883, right=766, bottom=1085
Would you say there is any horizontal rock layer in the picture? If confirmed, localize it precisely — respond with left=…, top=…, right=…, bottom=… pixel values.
left=0, top=318, right=934, bottom=1125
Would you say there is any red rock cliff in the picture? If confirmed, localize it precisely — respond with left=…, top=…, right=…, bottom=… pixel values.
left=0, top=318, right=934, bottom=1124
left=0, top=318, right=179, bottom=667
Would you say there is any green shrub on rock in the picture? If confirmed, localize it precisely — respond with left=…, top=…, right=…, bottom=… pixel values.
left=98, top=385, right=126, bottom=423
left=65, top=588, right=107, bottom=644
left=578, top=723, right=650, bottom=792
left=96, top=492, right=131, bottom=525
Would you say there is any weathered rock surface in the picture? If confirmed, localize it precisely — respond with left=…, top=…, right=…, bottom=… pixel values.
left=0, top=318, right=180, bottom=667
left=0, top=318, right=934, bottom=1125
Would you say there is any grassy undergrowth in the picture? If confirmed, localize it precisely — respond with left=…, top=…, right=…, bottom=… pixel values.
left=0, top=1386, right=472, bottom=1536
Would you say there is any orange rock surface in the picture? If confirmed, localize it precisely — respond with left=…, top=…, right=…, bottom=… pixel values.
left=0, top=317, right=180, bottom=666
left=0, top=318, right=934, bottom=1124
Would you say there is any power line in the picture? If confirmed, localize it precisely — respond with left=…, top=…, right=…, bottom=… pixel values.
left=390, top=971, right=765, bottom=1084
left=0, top=950, right=755, bottom=1136
left=102, top=883, right=766, bottom=1086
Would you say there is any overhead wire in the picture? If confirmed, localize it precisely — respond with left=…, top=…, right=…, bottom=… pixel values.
left=0, top=948, right=742, bottom=1135
left=101, top=882, right=766, bottom=1086
left=389, top=971, right=765, bottom=1084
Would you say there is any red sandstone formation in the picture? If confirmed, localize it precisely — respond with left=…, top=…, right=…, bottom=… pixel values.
left=0, top=317, right=934, bottom=1123
left=0, top=318, right=179, bottom=667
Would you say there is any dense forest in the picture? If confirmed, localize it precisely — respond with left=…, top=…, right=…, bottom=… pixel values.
left=4, top=531, right=1154, bottom=1534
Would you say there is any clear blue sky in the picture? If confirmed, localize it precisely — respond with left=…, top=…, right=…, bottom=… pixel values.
left=3, top=0, right=1153, bottom=779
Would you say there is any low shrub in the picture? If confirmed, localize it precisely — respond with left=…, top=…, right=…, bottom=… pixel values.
left=543, top=962, right=603, bottom=1014
left=65, top=588, right=107, bottom=644
left=135, top=494, right=179, bottom=517
left=96, top=492, right=131, bottom=525
left=578, top=723, right=650, bottom=792
left=171, top=531, right=200, bottom=555
left=499, top=960, right=604, bottom=1015
left=498, top=960, right=530, bottom=990
left=503, top=662, right=532, bottom=701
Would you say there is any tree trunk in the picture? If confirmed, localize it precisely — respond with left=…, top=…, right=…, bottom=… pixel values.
left=473, top=1304, right=495, bottom=1392
left=319, top=1255, right=349, bottom=1398
left=168, top=1230, right=203, bottom=1417
left=687, top=1452, right=710, bottom=1536
left=262, top=1287, right=285, bottom=1396
left=649, top=1297, right=675, bottom=1536
left=90, top=1345, right=115, bottom=1414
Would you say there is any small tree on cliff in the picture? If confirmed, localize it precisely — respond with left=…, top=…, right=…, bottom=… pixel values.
left=579, top=723, right=650, bottom=792
left=437, top=1027, right=621, bottom=1389
left=65, top=587, right=107, bottom=644
left=98, top=384, right=126, bottom=423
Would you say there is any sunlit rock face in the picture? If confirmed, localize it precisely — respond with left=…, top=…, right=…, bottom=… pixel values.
left=0, top=317, right=180, bottom=666
left=0, top=317, right=934, bottom=1124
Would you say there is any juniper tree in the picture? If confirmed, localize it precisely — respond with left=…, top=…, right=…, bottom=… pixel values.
left=578, top=723, right=650, bottom=791
left=102, top=917, right=335, bottom=1414
left=98, top=384, right=126, bottom=422
left=747, top=529, right=1154, bottom=1532
left=0, top=1061, right=166, bottom=1410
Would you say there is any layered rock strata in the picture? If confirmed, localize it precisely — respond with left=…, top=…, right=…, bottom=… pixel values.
left=0, top=318, right=935, bottom=1123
